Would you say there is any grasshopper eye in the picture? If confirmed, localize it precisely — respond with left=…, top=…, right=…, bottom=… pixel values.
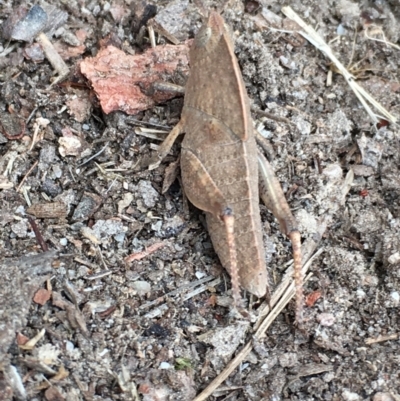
left=194, top=26, right=212, bottom=48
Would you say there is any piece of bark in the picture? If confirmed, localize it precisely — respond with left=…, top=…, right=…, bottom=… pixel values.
left=44, top=387, right=65, bottom=401
left=65, top=90, right=92, bottom=122
left=80, top=43, right=190, bottom=115
left=351, top=164, right=375, bottom=177
left=0, top=113, right=26, bottom=140
left=52, top=292, right=89, bottom=337
left=27, top=202, right=67, bottom=219
left=33, top=288, right=52, bottom=305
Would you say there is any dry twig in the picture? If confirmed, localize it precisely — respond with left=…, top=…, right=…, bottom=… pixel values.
left=124, top=241, right=167, bottom=263
left=192, top=248, right=322, bottom=401
left=16, top=160, right=38, bottom=192
left=365, top=333, right=398, bottom=345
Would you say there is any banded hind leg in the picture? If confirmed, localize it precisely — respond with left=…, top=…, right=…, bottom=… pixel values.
left=181, top=147, right=247, bottom=317
left=257, top=151, right=303, bottom=324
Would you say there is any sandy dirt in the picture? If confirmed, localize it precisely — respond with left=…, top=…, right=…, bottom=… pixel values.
left=1, top=0, right=400, bottom=400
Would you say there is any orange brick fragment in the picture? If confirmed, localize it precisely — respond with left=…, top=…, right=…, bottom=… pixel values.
left=16, top=332, right=29, bottom=346
left=125, top=242, right=166, bottom=263
left=33, top=288, right=51, bottom=305
left=305, top=290, right=322, bottom=307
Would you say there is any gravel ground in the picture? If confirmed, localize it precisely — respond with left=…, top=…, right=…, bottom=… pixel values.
left=1, top=1, right=400, bottom=400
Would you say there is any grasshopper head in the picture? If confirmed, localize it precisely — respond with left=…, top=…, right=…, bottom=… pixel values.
left=192, top=11, right=232, bottom=53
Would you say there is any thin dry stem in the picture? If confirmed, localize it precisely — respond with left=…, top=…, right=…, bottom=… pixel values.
left=77, top=142, right=110, bottom=167
left=365, top=333, right=398, bottom=345
left=35, top=32, right=69, bottom=85
left=148, top=121, right=184, bottom=170
left=365, top=24, right=400, bottom=51
left=192, top=245, right=323, bottom=401
left=149, top=20, right=180, bottom=45
left=143, top=278, right=221, bottom=319
left=139, top=276, right=218, bottom=311
left=147, top=24, right=156, bottom=48
left=281, top=6, right=397, bottom=126
left=16, top=160, right=38, bottom=192
left=124, top=241, right=166, bottom=263
left=193, top=274, right=315, bottom=400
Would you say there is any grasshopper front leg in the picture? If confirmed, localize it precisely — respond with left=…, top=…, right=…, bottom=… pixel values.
left=258, top=152, right=303, bottom=324
left=148, top=119, right=185, bottom=170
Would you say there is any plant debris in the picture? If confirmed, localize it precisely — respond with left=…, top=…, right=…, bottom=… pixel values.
left=1, top=1, right=400, bottom=400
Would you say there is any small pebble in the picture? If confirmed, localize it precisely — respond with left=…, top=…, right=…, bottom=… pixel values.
left=52, top=165, right=63, bottom=178
left=390, top=291, right=399, bottom=304
left=138, top=180, right=159, bottom=208
left=323, top=164, right=343, bottom=180
left=11, top=220, right=28, bottom=238
left=15, top=205, right=25, bottom=215
left=373, top=392, right=395, bottom=401
left=77, top=265, right=89, bottom=277
left=342, top=390, right=360, bottom=401
left=65, top=341, right=74, bottom=352
left=114, top=232, right=126, bottom=244
left=388, top=252, right=400, bottom=264
left=278, top=352, right=297, bottom=368
left=131, top=281, right=151, bottom=296
left=337, top=24, right=346, bottom=35
left=317, top=313, right=335, bottom=326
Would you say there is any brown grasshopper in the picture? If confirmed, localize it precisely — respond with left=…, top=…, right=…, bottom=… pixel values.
left=150, top=12, right=303, bottom=322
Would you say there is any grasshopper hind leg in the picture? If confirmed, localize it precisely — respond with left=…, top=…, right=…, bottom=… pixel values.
left=257, top=152, right=303, bottom=325
left=180, top=148, right=247, bottom=317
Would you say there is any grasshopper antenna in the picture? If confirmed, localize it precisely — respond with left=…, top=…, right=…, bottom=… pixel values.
left=193, top=0, right=208, bottom=18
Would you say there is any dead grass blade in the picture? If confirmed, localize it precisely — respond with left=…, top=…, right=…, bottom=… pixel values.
left=281, top=6, right=397, bottom=126
left=192, top=248, right=322, bottom=401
